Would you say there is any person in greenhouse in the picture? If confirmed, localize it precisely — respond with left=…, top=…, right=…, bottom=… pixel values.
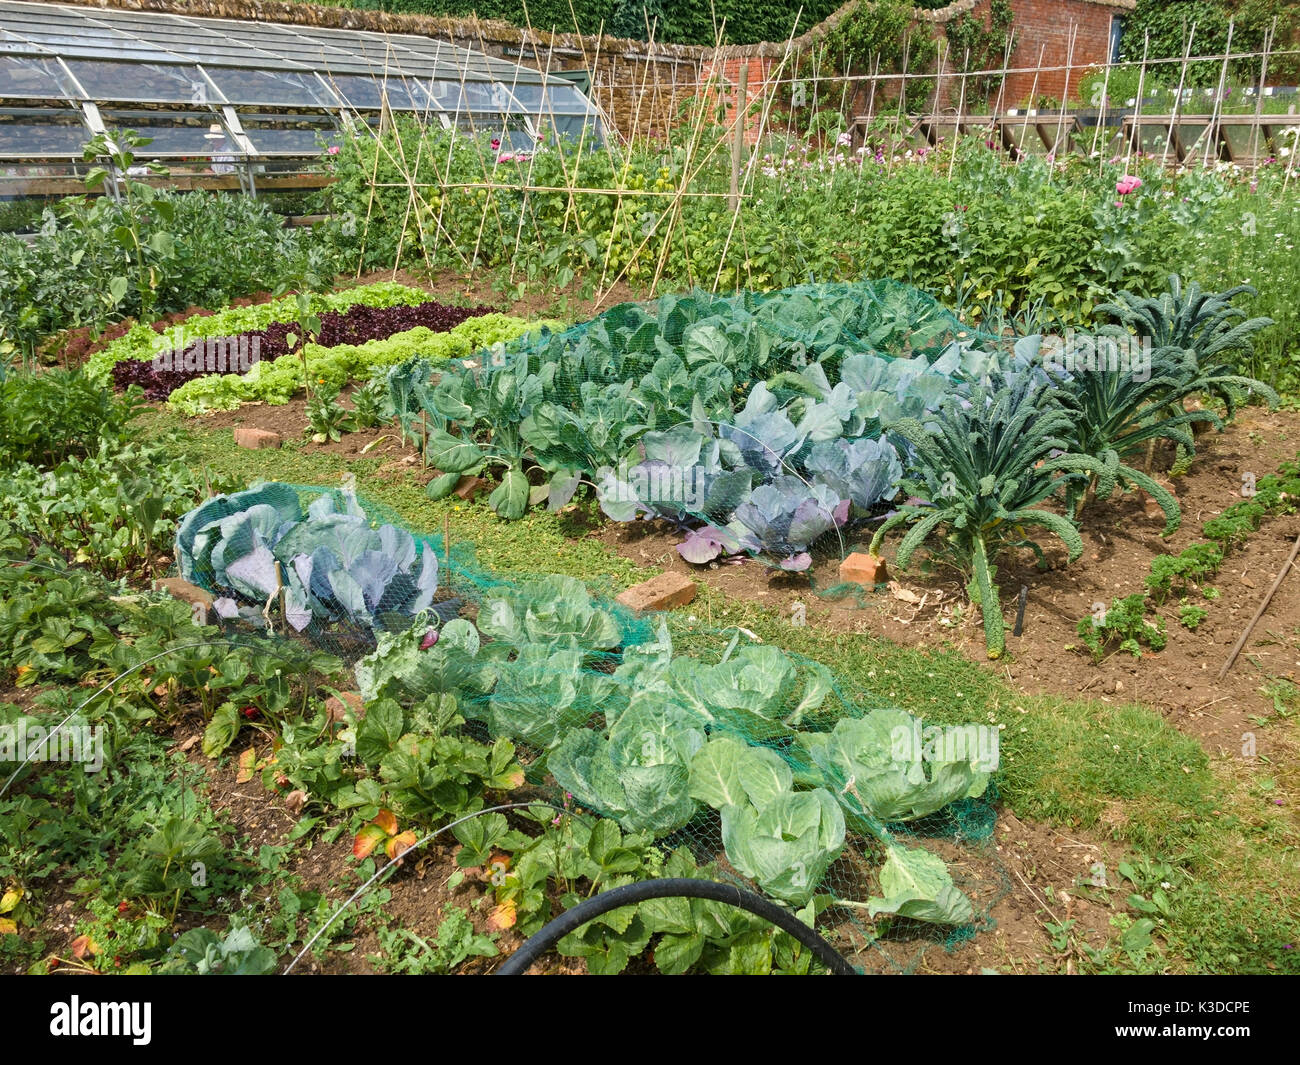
left=204, top=125, right=236, bottom=175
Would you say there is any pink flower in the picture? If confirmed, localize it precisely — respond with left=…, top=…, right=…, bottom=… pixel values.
left=490, top=137, right=500, bottom=150
left=326, top=145, right=340, bottom=156
left=1116, top=175, right=1142, bottom=196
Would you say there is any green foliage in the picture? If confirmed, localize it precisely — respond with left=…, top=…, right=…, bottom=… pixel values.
left=1177, top=603, right=1208, bottom=630
left=719, top=788, right=845, bottom=906
left=1203, top=501, right=1267, bottom=548
left=0, top=369, right=146, bottom=469
left=871, top=374, right=1103, bottom=658
left=1123, top=0, right=1300, bottom=85
left=1077, top=595, right=1168, bottom=662
left=371, top=907, right=497, bottom=974
left=1145, top=542, right=1223, bottom=603
left=340, top=0, right=839, bottom=44
left=944, top=0, right=1015, bottom=100
left=85, top=280, right=433, bottom=384
left=305, top=386, right=355, bottom=442
left=1097, top=275, right=1278, bottom=420
left=80, top=130, right=174, bottom=326
left=796, top=0, right=940, bottom=113
left=158, top=925, right=278, bottom=974
left=1059, top=276, right=1279, bottom=529
left=551, top=705, right=705, bottom=835
left=802, top=710, right=991, bottom=829
left=867, top=844, right=976, bottom=925
left=0, top=442, right=213, bottom=579
left=477, top=575, right=624, bottom=651
left=0, top=188, right=335, bottom=359
left=349, top=378, right=391, bottom=428
left=346, top=694, right=523, bottom=822
left=324, top=119, right=1300, bottom=383
left=166, top=313, right=541, bottom=415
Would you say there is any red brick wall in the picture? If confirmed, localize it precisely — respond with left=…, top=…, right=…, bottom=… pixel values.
left=1001, top=0, right=1118, bottom=104
left=698, top=56, right=777, bottom=145
left=930, top=0, right=1123, bottom=108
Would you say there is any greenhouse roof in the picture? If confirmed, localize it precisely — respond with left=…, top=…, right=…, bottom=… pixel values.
left=0, top=1, right=602, bottom=142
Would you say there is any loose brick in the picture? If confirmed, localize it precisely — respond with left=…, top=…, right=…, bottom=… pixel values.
left=152, top=576, right=214, bottom=610
left=454, top=475, right=488, bottom=500
left=325, top=690, right=365, bottom=722
left=234, top=426, right=281, bottom=449
left=839, top=552, right=888, bottom=587
left=616, top=572, right=696, bottom=613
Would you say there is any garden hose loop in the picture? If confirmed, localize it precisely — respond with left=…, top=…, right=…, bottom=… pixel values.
left=495, top=877, right=859, bottom=975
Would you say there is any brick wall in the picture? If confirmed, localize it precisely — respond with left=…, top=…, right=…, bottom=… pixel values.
left=922, top=0, right=1129, bottom=109
left=998, top=0, right=1122, bottom=104
left=63, top=0, right=1134, bottom=136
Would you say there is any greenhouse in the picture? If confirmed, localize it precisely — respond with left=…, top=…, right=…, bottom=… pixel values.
left=0, top=0, right=604, bottom=193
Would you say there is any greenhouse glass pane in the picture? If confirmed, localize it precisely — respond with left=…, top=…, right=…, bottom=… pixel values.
left=102, top=111, right=238, bottom=157
left=0, top=55, right=72, bottom=99
left=206, top=68, right=336, bottom=108
left=509, top=83, right=594, bottom=115
left=548, top=114, right=600, bottom=143
left=321, top=74, right=382, bottom=110
left=239, top=115, right=338, bottom=155
left=64, top=61, right=209, bottom=104
left=0, top=109, right=88, bottom=155
left=325, top=74, right=441, bottom=112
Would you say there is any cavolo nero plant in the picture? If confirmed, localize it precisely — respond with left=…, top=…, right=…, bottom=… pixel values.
left=870, top=373, right=1105, bottom=658
left=1058, top=276, right=1280, bottom=527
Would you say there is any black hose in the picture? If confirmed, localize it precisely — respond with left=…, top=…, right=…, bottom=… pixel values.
left=495, top=877, right=859, bottom=975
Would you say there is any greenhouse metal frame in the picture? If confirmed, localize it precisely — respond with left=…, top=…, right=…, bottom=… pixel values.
left=0, top=0, right=605, bottom=195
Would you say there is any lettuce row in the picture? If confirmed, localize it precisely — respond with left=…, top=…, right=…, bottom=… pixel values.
left=86, top=281, right=434, bottom=384
left=165, top=314, right=546, bottom=415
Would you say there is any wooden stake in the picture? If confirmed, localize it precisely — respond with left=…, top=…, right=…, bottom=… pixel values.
left=1247, top=19, right=1275, bottom=164
left=1054, top=23, right=1078, bottom=158
left=1202, top=18, right=1234, bottom=168
left=1124, top=32, right=1149, bottom=174
left=729, top=60, right=748, bottom=211
left=1163, top=21, right=1197, bottom=167
left=443, top=513, right=451, bottom=593
left=1218, top=533, right=1300, bottom=680
left=274, top=560, right=287, bottom=630
left=1090, top=52, right=1112, bottom=163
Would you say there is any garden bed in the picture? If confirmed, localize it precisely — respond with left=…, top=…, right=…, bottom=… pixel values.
left=595, top=407, right=1300, bottom=755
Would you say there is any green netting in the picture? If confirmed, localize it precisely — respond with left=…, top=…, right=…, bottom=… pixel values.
left=176, top=477, right=1014, bottom=974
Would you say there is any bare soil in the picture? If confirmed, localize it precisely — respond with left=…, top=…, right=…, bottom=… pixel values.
left=595, top=407, right=1300, bottom=759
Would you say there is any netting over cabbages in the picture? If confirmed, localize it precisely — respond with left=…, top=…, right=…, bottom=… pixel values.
left=176, top=480, right=1013, bottom=973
